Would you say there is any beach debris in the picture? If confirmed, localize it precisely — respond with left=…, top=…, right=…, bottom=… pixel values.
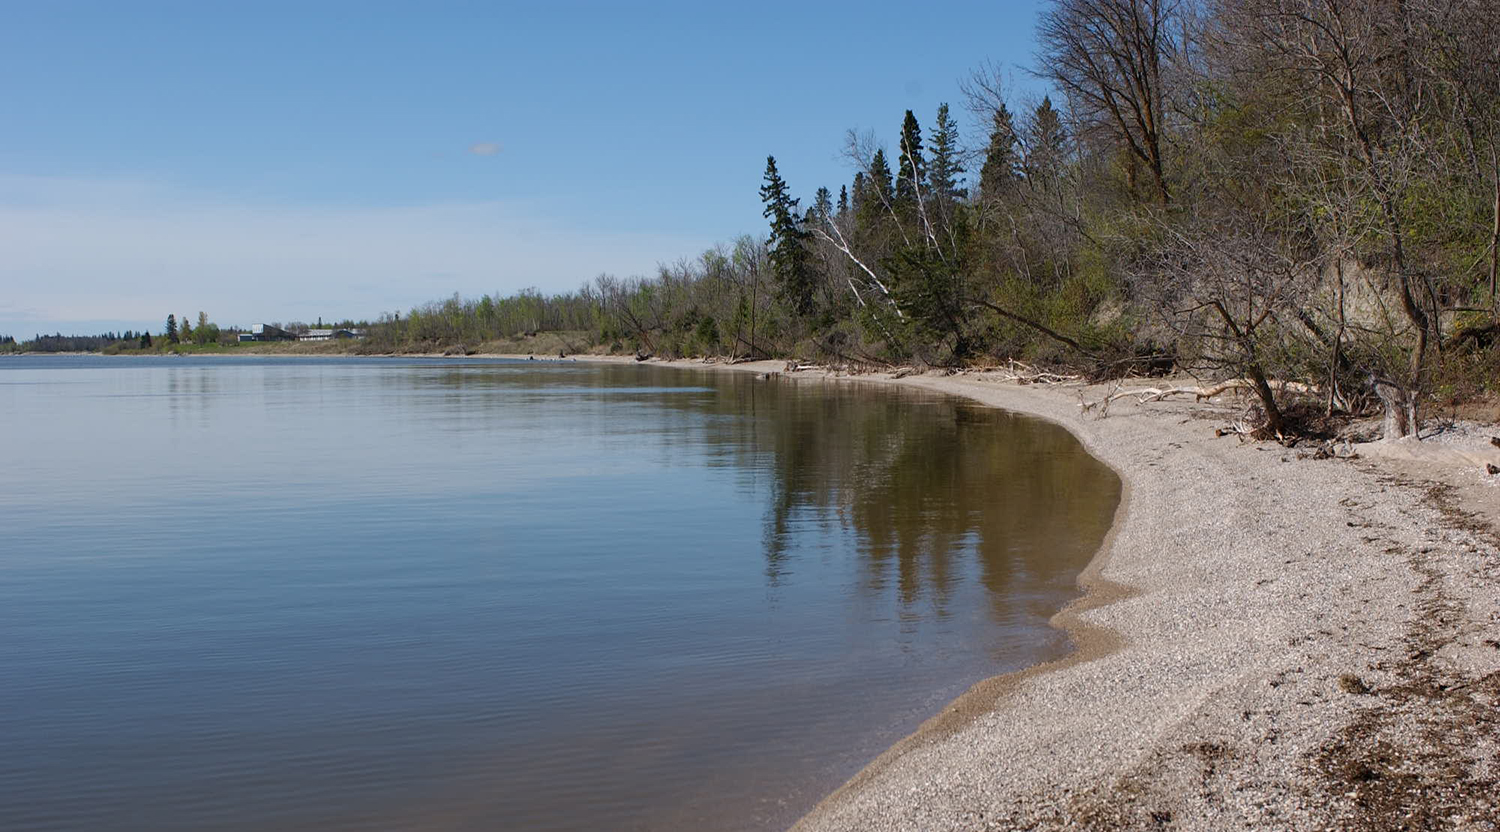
left=994, top=359, right=1079, bottom=385
left=1487, top=463, right=1499, bottom=476
left=1491, top=436, right=1500, bottom=448
left=1215, top=420, right=1258, bottom=440
left=783, top=361, right=823, bottom=373
left=1338, top=673, right=1373, bottom=695
left=634, top=351, right=653, bottom=362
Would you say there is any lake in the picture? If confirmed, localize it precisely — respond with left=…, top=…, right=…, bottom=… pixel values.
left=0, top=355, right=1120, bottom=831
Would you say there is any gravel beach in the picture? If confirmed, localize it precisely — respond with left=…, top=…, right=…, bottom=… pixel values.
left=746, top=366, right=1500, bottom=832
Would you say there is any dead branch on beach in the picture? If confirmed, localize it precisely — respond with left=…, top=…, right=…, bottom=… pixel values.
left=783, top=361, right=825, bottom=373
left=1079, top=378, right=1319, bottom=414
left=977, top=359, right=1082, bottom=385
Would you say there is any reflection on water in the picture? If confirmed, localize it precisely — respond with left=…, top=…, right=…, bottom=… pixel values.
left=0, top=356, right=1118, bottom=832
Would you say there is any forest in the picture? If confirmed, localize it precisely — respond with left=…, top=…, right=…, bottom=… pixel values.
left=360, top=0, right=1500, bottom=438
left=16, top=1, right=1499, bottom=438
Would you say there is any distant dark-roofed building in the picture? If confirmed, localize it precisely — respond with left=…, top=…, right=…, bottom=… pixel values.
left=239, top=324, right=295, bottom=342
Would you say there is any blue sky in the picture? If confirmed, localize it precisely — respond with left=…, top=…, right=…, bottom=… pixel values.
left=1, top=0, right=1048, bottom=337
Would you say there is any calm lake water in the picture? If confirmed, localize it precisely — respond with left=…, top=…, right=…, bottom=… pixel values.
left=0, top=355, right=1119, bottom=831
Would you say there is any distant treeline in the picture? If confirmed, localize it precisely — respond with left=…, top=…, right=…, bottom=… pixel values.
left=20, top=1, right=1499, bottom=438
left=3, top=332, right=146, bottom=353
left=3, top=313, right=243, bottom=353
left=366, top=0, right=1500, bottom=437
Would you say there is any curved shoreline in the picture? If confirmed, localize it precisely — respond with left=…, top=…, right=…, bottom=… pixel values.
left=616, top=358, right=1500, bottom=831
left=31, top=351, right=1497, bottom=827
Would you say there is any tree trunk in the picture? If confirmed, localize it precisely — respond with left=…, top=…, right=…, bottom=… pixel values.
left=1491, top=159, right=1499, bottom=307
left=1247, top=363, right=1286, bottom=438
left=1372, top=375, right=1419, bottom=440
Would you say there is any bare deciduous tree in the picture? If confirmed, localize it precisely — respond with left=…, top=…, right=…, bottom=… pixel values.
left=1037, top=0, right=1183, bottom=205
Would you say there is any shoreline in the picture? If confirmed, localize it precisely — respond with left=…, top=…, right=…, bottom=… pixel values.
left=615, top=357, right=1500, bottom=830
left=12, top=350, right=1499, bottom=827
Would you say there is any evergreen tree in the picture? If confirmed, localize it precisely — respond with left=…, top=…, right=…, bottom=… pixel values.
left=979, top=103, right=1021, bottom=202
left=180, top=315, right=193, bottom=342
left=857, top=150, right=895, bottom=232
left=759, top=156, right=817, bottom=316
left=895, top=110, right=926, bottom=209
left=837, top=184, right=849, bottom=216
left=927, top=103, right=966, bottom=207
left=165, top=314, right=178, bottom=344
left=1022, top=96, right=1067, bottom=194
left=140, top=331, right=152, bottom=348
left=888, top=213, right=975, bottom=359
left=812, top=187, right=833, bottom=224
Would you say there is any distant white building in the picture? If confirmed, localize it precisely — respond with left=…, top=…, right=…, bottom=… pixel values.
left=296, top=328, right=365, bottom=341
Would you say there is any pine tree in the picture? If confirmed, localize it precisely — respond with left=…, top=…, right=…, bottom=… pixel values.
left=895, top=110, right=926, bottom=209
left=165, top=314, right=178, bottom=344
left=837, top=184, right=849, bottom=216
left=979, top=103, right=1021, bottom=202
left=759, top=156, right=817, bottom=316
left=927, top=103, right=966, bottom=207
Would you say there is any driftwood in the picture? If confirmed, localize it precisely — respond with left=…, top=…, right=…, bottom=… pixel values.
left=783, top=361, right=824, bottom=373
left=1214, top=420, right=1259, bottom=439
left=981, top=359, right=1082, bottom=385
left=1080, top=379, right=1318, bottom=414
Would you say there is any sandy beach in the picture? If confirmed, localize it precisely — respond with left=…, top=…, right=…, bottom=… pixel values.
left=593, top=357, right=1500, bottom=831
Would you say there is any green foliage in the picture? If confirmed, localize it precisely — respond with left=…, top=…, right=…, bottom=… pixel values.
left=979, top=103, right=1020, bottom=202
left=894, top=110, right=926, bottom=211
left=760, top=156, right=817, bottom=317
left=928, top=103, right=966, bottom=206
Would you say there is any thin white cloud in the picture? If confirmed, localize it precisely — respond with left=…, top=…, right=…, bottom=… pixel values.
left=468, top=142, right=502, bottom=156
left=0, top=174, right=709, bottom=330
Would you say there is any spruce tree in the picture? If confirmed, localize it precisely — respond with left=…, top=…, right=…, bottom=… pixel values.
left=979, top=103, right=1021, bottom=202
left=927, top=103, right=966, bottom=206
left=165, top=314, right=178, bottom=344
left=894, top=110, right=926, bottom=209
left=837, top=184, right=849, bottom=216
left=812, top=187, right=833, bottom=224
left=1023, top=97, right=1067, bottom=193
left=759, top=156, right=817, bottom=316
left=858, top=150, right=894, bottom=233
left=850, top=172, right=867, bottom=217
